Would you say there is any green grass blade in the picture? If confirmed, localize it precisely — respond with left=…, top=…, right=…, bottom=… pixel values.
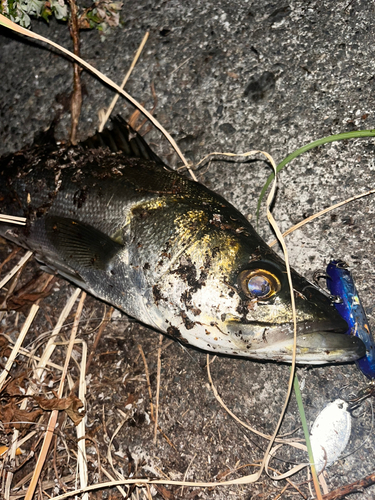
left=256, top=129, right=375, bottom=223
left=293, top=372, right=322, bottom=498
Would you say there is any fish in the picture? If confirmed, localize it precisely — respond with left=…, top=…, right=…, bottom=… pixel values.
left=0, top=118, right=366, bottom=364
left=326, top=259, right=375, bottom=379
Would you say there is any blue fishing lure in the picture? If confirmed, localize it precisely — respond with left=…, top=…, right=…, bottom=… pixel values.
left=326, top=260, right=375, bottom=379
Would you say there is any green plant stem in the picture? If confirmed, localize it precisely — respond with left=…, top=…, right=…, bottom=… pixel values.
left=257, top=129, right=375, bottom=222
left=293, top=372, right=322, bottom=499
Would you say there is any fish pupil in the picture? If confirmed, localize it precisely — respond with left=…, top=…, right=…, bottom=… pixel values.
left=248, top=275, right=271, bottom=297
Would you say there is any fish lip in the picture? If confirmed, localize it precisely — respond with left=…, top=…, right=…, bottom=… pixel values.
left=226, top=314, right=366, bottom=363
left=296, top=317, right=349, bottom=336
left=290, top=332, right=366, bottom=364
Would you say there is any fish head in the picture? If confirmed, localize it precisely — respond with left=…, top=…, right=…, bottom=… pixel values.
left=150, top=227, right=365, bottom=364
left=222, top=252, right=364, bottom=364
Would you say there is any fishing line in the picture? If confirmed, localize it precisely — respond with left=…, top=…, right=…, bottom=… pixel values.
left=192, top=155, right=262, bottom=171
left=233, top=418, right=304, bottom=468
left=339, top=397, right=374, bottom=463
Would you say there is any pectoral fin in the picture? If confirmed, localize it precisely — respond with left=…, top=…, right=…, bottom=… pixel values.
left=45, top=216, right=123, bottom=271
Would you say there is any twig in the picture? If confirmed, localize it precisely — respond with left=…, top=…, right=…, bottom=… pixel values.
left=54, top=435, right=67, bottom=493
left=0, top=336, right=64, bottom=370
left=9, top=474, right=76, bottom=499
left=155, top=425, right=177, bottom=452
left=170, top=56, right=192, bottom=76
left=100, top=466, right=128, bottom=498
left=322, top=471, right=375, bottom=500
left=154, top=334, right=163, bottom=444
left=180, top=453, right=197, bottom=495
left=0, top=262, right=24, bottom=321
left=107, top=410, right=129, bottom=485
left=138, top=345, right=154, bottom=420
left=83, top=436, right=102, bottom=482
left=67, top=0, right=82, bottom=144
left=84, top=306, right=113, bottom=376
left=33, top=287, right=82, bottom=381
left=206, top=357, right=302, bottom=444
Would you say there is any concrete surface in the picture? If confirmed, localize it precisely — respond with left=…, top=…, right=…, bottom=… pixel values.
left=1, top=1, right=375, bottom=498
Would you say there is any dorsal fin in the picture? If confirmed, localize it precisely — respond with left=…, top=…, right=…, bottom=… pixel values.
left=81, top=116, right=164, bottom=164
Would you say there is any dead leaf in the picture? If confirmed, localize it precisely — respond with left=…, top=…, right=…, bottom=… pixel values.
left=4, top=273, right=56, bottom=312
left=0, top=400, right=43, bottom=433
left=124, top=393, right=136, bottom=407
left=0, top=334, right=11, bottom=358
left=64, top=393, right=85, bottom=426
left=216, top=467, right=232, bottom=481
left=33, top=392, right=85, bottom=426
left=4, top=372, right=27, bottom=396
left=154, top=485, right=175, bottom=500
left=33, top=395, right=70, bottom=411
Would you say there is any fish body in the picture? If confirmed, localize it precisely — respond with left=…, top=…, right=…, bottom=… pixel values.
left=326, top=259, right=375, bottom=379
left=0, top=120, right=365, bottom=364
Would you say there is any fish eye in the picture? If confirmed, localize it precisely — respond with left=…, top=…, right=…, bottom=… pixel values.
left=238, top=269, right=281, bottom=299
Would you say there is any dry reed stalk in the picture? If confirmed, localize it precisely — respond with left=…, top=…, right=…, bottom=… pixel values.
left=32, top=288, right=82, bottom=382
left=106, top=411, right=129, bottom=487
left=0, top=214, right=26, bottom=225
left=206, top=356, right=302, bottom=444
left=2, top=305, right=39, bottom=500
left=76, top=337, right=88, bottom=500
left=0, top=251, right=33, bottom=291
left=0, top=304, right=39, bottom=391
left=0, top=336, right=64, bottom=370
left=99, top=32, right=149, bottom=132
left=100, top=466, right=128, bottom=497
left=268, top=187, right=375, bottom=247
left=3, top=288, right=81, bottom=499
left=0, top=247, right=20, bottom=273
left=24, top=291, right=86, bottom=500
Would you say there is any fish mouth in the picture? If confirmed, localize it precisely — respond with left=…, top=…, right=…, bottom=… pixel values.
left=284, top=319, right=366, bottom=364
left=284, top=331, right=366, bottom=364
left=227, top=315, right=366, bottom=364
left=290, top=309, right=365, bottom=364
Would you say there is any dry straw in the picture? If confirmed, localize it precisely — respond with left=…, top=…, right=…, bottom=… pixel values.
left=0, top=214, right=26, bottom=225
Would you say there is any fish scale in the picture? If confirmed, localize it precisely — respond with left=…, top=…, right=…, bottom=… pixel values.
left=0, top=118, right=366, bottom=363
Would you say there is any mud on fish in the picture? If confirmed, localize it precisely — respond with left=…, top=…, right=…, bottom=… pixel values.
left=0, top=118, right=366, bottom=364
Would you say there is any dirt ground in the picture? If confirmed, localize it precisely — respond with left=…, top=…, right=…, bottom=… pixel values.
left=1, top=1, right=375, bottom=499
